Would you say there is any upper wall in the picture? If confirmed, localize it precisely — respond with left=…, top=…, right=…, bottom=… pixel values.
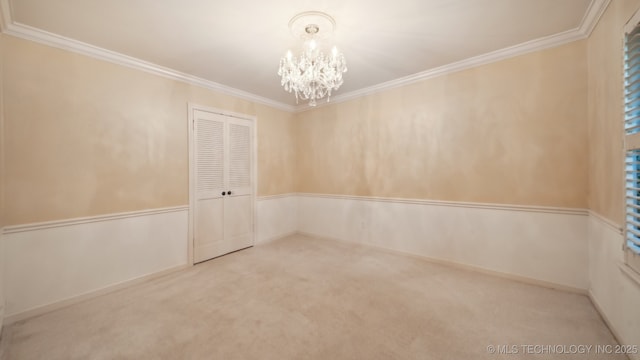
left=588, top=0, right=640, bottom=226
left=256, top=106, right=296, bottom=197
left=2, top=35, right=296, bottom=226
left=295, top=41, right=588, bottom=209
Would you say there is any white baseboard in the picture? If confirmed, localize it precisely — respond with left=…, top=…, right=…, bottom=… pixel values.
left=1, top=197, right=298, bottom=324
left=588, top=214, right=640, bottom=359
left=4, top=264, right=188, bottom=325
left=256, top=231, right=298, bottom=246
left=588, top=290, right=624, bottom=347
left=256, top=194, right=297, bottom=245
left=589, top=288, right=640, bottom=360
left=9, top=195, right=637, bottom=349
left=297, top=194, right=589, bottom=290
left=3, top=208, right=189, bottom=317
left=298, top=231, right=587, bottom=294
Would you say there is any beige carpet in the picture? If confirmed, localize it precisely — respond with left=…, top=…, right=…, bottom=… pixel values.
left=0, top=234, right=624, bottom=359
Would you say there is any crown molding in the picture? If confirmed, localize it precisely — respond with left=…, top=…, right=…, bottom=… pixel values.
left=578, top=0, right=611, bottom=37
left=3, top=22, right=296, bottom=112
left=295, top=0, right=611, bottom=112
left=0, top=0, right=610, bottom=114
left=301, top=28, right=580, bottom=111
left=0, top=0, right=295, bottom=113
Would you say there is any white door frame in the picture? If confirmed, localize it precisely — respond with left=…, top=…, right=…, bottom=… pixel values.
left=187, top=103, right=258, bottom=265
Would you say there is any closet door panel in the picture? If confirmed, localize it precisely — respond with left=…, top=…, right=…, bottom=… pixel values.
left=224, top=195, right=253, bottom=252
left=223, top=117, right=254, bottom=251
left=227, top=118, right=253, bottom=196
left=193, top=110, right=226, bottom=263
left=194, top=198, right=224, bottom=263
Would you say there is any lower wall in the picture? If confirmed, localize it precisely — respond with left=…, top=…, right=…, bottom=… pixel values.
left=588, top=214, right=640, bottom=360
left=8, top=194, right=637, bottom=349
left=2, top=207, right=188, bottom=320
left=0, top=197, right=294, bottom=322
left=297, top=194, right=589, bottom=290
left=256, top=194, right=297, bottom=244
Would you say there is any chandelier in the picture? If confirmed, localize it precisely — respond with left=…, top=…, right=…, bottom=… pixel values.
left=278, top=11, right=347, bottom=106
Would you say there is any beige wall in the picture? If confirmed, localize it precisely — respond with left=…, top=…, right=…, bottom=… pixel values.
left=296, top=41, right=588, bottom=208
left=0, top=28, right=595, bottom=223
left=2, top=35, right=296, bottom=226
left=588, top=0, right=640, bottom=225
left=256, top=106, right=296, bottom=196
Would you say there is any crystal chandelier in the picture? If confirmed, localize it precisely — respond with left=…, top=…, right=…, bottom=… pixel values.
left=278, top=11, right=347, bottom=106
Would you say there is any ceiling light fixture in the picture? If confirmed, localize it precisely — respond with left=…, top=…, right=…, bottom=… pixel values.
left=278, top=11, right=347, bottom=106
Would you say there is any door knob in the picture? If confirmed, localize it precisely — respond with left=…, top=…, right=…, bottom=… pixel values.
left=221, top=191, right=226, bottom=196
left=228, top=191, right=232, bottom=195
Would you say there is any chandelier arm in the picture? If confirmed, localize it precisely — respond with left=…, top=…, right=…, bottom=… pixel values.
left=278, top=12, right=347, bottom=106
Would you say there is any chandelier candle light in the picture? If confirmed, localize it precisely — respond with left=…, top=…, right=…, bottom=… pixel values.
left=278, top=11, right=347, bottom=106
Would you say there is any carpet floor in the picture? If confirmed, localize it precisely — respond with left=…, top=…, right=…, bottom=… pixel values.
left=0, top=234, right=624, bottom=359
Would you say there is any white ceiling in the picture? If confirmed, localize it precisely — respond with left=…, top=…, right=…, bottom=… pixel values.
left=3, top=0, right=600, bottom=109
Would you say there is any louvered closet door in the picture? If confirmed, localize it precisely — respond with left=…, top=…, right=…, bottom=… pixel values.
left=224, top=117, right=254, bottom=253
left=193, top=110, right=254, bottom=263
left=194, top=110, right=226, bottom=263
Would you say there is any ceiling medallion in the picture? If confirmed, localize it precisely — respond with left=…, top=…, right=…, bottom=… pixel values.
left=278, top=11, right=347, bottom=106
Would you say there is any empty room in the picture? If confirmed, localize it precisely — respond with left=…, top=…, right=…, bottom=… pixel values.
left=0, top=0, right=639, bottom=359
